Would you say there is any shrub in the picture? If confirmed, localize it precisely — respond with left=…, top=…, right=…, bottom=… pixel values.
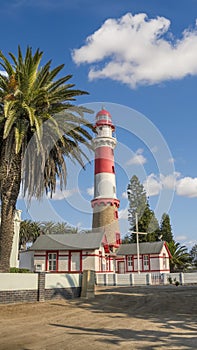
left=10, top=267, right=31, bottom=273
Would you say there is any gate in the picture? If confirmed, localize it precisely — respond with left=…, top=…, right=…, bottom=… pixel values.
left=151, top=273, right=164, bottom=285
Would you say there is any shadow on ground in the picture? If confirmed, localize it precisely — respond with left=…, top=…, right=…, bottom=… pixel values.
left=50, top=285, right=197, bottom=349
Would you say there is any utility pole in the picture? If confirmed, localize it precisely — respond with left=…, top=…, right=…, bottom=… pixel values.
left=132, top=213, right=147, bottom=274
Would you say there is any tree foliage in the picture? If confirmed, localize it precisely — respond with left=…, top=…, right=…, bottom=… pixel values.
left=167, top=241, right=190, bottom=272
left=190, top=244, right=197, bottom=267
left=127, top=175, right=159, bottom=242
left=0, top=46, right=93, bottom=272
left=19, top=220, right=41, bottom=249
left=160, top=213, right=173, bottom=243
left=38, top=221, right=84, bottom=235
left=19, top=220, right=88, bottom=249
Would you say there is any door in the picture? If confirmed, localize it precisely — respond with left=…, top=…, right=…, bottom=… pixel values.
left=118, top=261, right=125, bottom=274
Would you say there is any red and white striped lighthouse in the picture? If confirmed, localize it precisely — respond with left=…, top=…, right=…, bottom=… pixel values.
left=91, top=108, right=121, bottom=250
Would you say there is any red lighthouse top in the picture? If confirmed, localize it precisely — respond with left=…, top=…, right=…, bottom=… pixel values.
left=95, top=108, right=115, bottom=129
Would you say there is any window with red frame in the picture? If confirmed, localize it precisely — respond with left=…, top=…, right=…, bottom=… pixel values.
left=116, top=233, right=121, bottom=244
left=47, top=252, right=57, bottom=271
left=143, top=255, right=149, bottom=271
left=127, top=256, right=133, bottom=271
left=163, top=253, right=167, bottom=269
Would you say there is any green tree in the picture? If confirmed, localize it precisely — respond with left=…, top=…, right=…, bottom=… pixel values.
left=0, top=46, right=93, bottom=272
left=190, top=244, right=197, bottom=268
left=160, top=213, right=173, bottom=243
left=127, top=175, right=159, bottom=242
left=19, top=220, right=41, bottom=249
left=167, top=241, right=190, bottom=272
left=39, top=221, right=82, bottom=235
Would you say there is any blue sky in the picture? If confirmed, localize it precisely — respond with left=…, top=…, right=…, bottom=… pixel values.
left=1, top=0, right=197, bottom=250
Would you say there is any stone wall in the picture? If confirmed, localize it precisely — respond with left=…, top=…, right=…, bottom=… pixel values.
left=92, top=203, right=120, bottom=244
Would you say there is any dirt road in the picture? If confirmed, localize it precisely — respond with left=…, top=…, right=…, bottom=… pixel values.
left=0, top=285, right=197, bottom=349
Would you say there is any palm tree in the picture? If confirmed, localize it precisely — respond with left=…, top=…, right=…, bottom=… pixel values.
left=167, top=241, right=190, bottom=272
left=39, top=221, right=83, bottom=234
left=0, top=46, right=93, bottom=272
left=19, top=220, right=41, bottom=249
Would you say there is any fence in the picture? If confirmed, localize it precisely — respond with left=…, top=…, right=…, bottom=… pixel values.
left=95, top=272, right=197, bottom=286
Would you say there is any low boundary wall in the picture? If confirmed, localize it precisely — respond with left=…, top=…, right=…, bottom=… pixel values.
left=0, top=272, right=196, bottom=304
left=0, top=273, right=81, bottom=304
left=95, top=272, right=197, bottom=286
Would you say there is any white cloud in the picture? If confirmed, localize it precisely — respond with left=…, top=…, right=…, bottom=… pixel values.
left=175, top=235, right=188, bottom=242
left=143, top=172, right=197, bottom=198
left=126, top=148, right=147, bottom=165
left=72, top=13, right=197, bottom=88
left=122, top=191, right=127, bottom=199
left=0, top=70, right=8, bottom=77
left=119, top=207, right=128, bottom=220
left=47, top=188, right=78, bottom=200
left=176, top=177, right=197, bottom=197
left=160, top=172, right=180, bottom=190
left=87, top=186, right=94, bottom=196
left=169, top=157, right=175, bottom=164
left=143, top=173, right=162, bottom=196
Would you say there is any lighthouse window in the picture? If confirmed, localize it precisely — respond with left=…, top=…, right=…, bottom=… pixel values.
left=99, top=127, right=102, bottom=131
left=112, top=166, right=115, bottom=173
left=113, top=186, right=116, bottom=193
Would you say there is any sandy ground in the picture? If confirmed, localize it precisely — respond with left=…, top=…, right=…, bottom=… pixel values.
left=0, top=285, right=197, bottom=350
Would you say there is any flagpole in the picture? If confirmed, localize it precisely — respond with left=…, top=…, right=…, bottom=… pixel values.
left=133, top=213, right=147, bottom=274
left=135, top=213, right=140, bottom=274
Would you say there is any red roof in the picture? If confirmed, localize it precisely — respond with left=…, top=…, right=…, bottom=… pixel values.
left=96, top=108, right=112, bottom=118
left=95, top=108, right=114, bottom=129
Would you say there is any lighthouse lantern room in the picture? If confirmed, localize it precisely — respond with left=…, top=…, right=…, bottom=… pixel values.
left=91, top=108, right=121, bottom=251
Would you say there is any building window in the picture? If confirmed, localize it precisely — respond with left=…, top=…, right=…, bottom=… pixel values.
left=71, top=252, right=81, bottom=272
left=127, top=256, right=133, bottom=271
left=143, top=255, right=149, bottom=271
left=163, top=253, right=167, bottom=269
left=48, top=252, right=57, bottom=271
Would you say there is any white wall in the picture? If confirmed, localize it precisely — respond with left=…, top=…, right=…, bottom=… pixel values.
left=0, top=273, right=38, bottom=291
left=33, top=251, right=46, bottom=271
left=19, top=250, right=34, bottom=271
left=0, top=207, right=22, bottom=268
left=45, top=273, right=81, bottom=289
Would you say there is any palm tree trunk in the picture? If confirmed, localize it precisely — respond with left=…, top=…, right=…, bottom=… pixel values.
left=0, top=146, right=21, bottom=272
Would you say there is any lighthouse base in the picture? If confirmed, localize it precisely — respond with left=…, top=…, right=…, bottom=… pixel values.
left=92, top=203, right=120, bottom=248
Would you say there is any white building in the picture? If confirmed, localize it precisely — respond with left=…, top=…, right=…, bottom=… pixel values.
left=116, top=241, right=171, bottom=274
left=20, top=231, right=116, bottom=273
left=0, top=207, right=22, bottom=268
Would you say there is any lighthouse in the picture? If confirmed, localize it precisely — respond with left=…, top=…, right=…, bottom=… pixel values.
left=91, top=108, right=121, bottom=250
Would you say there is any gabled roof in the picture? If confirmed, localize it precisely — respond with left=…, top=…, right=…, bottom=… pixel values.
left=30, top=231, right=104, bottom=251
left=116, top=241, right=168, bottom=256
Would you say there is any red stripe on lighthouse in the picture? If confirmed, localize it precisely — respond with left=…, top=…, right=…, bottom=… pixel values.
left=95, top=147, right=115, bottom=174
left=95, top=147, right=114, bottom=160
